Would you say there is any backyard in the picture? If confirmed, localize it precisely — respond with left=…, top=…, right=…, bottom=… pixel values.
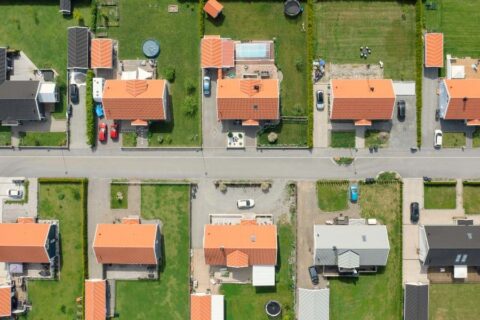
left=425, top=0, right=480, bottom=57
left=220, top=222, right=295, bottom=319
left=329, top=182, right=402, bottom=320
left=257, top=120, right=308, bottom=147
left=424, top=182, right=457, bottom=209
left=108, top=0, right=201, bottom=146
left=0, top=0, right=92, bottom=119
left=330, top=131, right=355, bottom=148
left=22, top=180, right=87, bottom=319
left=429, top=284, right=480, bottom=320
left=316, top=181, right=349, bottom=212
left=315, top=1, right=416, bottom=80
left=462, top=183, right=480, bottom=214
left=115, top=184, right=190, bottom=319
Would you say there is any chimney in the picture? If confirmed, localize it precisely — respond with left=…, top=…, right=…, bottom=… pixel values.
left=250, top=234, right=256, bottom=242
left=220, top=245, right=224, bottom=252
left=254, top=85, right=260, bottom=91
left=370, top=86, right=375, bottom=92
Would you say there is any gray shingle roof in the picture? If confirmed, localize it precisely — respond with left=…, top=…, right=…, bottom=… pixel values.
left=0, top=81, right=42, bottom=121
left=59, top=0, right=71, bottom=14
left=68, top=27, right=89, bottom=69
left=404, top=283, right=428, bottom=320
left=298, top=288, right=329, bottom=320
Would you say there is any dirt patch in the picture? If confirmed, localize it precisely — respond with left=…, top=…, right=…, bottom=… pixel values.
left=321, top=63, right=384, bottom=81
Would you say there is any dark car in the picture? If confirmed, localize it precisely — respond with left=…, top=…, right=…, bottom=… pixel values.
left=308, top=266, right=319, bottom=285
left=69, top=84, right=79, bottom=104
left=410, top=202, right=419, bottom=223
left=397, top=100, right=406, bottom=119
left=66, top=104, right=73, bottom=118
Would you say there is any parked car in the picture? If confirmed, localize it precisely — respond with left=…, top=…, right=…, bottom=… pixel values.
left=397, top=100, right=406, bottom=119
left=316, top=90, right=324, bottom=111
left=349, top=184, right=358, bottom=202
left=435, top=109, right=440, bottom=121
left=98, top=123, right=107, bottom=142
left=203, top=76, right=211, bottom=96
left=110, top=123, right=118, bottom=140
left=237, top=199, right=255, bottom=209
left=434, top=129, right=443, bottom=148
left=8, top=189, right=23, bottom=198
left=69, top=84, right=79, bottom=104
left=365, top=178, right=375, bottom=184
left=308, top=266, right=319, bottom=285
left=66, top=104, right=73, bottom=118
left=410, top=202, right=420, bottom=223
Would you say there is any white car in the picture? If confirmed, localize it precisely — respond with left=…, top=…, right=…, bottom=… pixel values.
left=8, top=189, right=23, bottom=198
left=434, top=129, right=443, bottom=148
left=237, top=199, right=255, bottom=209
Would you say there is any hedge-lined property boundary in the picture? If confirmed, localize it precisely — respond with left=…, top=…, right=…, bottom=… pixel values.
left=306, top=0, right=314, bottom=148
left=86, top=70, right=96, bottom=147
left=424, top=181, right=457, bottom=186
left=463, top=181, right=480, bottom=186
left=415, top=0, right=423, bottom=147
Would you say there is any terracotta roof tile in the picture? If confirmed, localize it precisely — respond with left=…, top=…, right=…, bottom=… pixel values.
left=102, top=80, right=166, bottom=120
left=0, top=286, right=11, bottom=318
left=93, top=224, right=160, bottom=265
left=91, top=39, right=113, bottom=69
left=85, top=280, right=106, bottom=320
left=425, top=33, right=444, bottom=68
left=0, top=223, right=51, bottom=263
left=201, top=36, right=234, bottom=68
left=226, top=250, right=249, bottom=268
left=204, top=223, right=277, bottom=266
left=217, top=79, right=279, bottom=120
left=331, top=79, right=395, bottom=121
left=190, top=294, right=211, bottom=320
left=203, top=0, right=223, bottom=18
left=444, top=79, right=480, bottom=120
left=17, top=217, right=35, bottom=223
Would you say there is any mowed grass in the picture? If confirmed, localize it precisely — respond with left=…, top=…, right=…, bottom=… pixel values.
left=430, top=284, right=480, bottom=320
left=221, top=222, right=295, bottom=320
left=315, top=1, right=416, bottom=80
left=109, top=0, right=200, bottom=146
left=205, top=2, right=308, bottom=117
left=0, top=0, right=92, bottom=119
left=442, top=132, right=466, bottom=148
left=257, top=120, right=308, bottom=147
left=110, top=183, right=128, bottom=209
left=365, top=130, right=389, bottom=148
left=425, top=0, right=480, bottom=57
left=0, top=126, right=11, bottom=146
left=23, top=181, right=86, bottom=320
left=19, top=132, right=67, bottom=147
left=329, top=182, right=402, bottom=320
left=463, top=184, right=480, bottom=214
left=330, top=131, right=355, bottom=148
left=115, top=185, right=190, bottom=319
left=424, top=183, right=457, bottom=209
left=316, top=181, right=349, bottom=212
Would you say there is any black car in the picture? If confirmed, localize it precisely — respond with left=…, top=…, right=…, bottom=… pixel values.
left=410, top=202, right=419, bottom=223
left=66, top=104, right=73, bottom=118
left=397, top=100, right=406, bottom=119
left=69, top=84, right=79, bottom=104
left=308, top=266, right=319, bottom=285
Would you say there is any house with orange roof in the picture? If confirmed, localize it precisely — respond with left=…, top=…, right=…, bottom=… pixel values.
left=201, top=35, right=234, bottom=69
left=203, top=0, right=224, bottom=19
left=85, top=279, right=107, bottom=320
left=0, top=285, right=12, bottom=319
left=330, top=79, right=396, bottom=126
left=438, top=79, right=480, bottom=124
left=102, top=79, right=168, bottom=126
left=203, top=221, right=277, bottom=286
left=91, top=39, right=114, bottom=69
left=93, top=223, right=161, bottom=265
left=424, top=33, right=444, bottom=68
left=190, top=293, right=224, bottom=320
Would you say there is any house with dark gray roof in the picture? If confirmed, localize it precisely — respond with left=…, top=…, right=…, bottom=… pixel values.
left=59, top=0, right=71, bottom=15
left=314, top=225, right=390, bottom=275
left=404, top=283, right=428, bottom=320
left=68, top=27, right=90, bottom=69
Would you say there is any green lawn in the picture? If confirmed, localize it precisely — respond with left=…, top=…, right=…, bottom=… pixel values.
left=330, top=131, right=355, bottom=148
left=22, top=180, right=86, bottom=320
left=442, top=132, right=465, bottom=148
left=463, top=184, right=480, bottom=214
left=115, top=184, right=190, bottom=319
left=257, top=120, right=308, bottom=147
left=430, top=284, right=480, bottom=320
left=330, top=182, right=402, bottom=320
left=108, top=0, right=200, bottom=146
left=473, top=129, right=480, bottom=148
left=122, top=132, right=137, bottom=147
left=424, top=183, right=457, bottom=209
left=110, top=183, right=128, bottom=209
left=0, top=0, right=92, bottom=119
left=316, top=181, right=349, bottom=212
left=19, top=132, right=67, bottom=147
left=0, top=126, right=11, bottom=146
left=205, top=2, right=308, bottom=117
left=365, top=130, right=389, bottom=148
left=221, top=222, right=294, bottom=320
left=315, top=1, right=416, bottom=80
left=425, top=0, right=480, bottom=57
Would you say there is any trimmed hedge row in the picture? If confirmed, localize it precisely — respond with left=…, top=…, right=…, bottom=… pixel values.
left=463, top=181, right=480, bottom=186
left=424, top=181, right=457, bottom=186
left=90, top=0, right=98, bottom=33
left=415, top=0, right=423, bottom=147
left=86, top=70, right=96, bottom=147
left=306, top=0, right=314, bottom=148
left=198, top=0, right=205, bottom=38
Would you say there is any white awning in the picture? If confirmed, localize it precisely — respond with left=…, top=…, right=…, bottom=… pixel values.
left=137, top=68, right=153, bottom=80
left=451, top=65, right=465, bottom=79
left=454, top=265, right=468, bottom=279
left=211, top=295, right=224, bottom=320
left=38, top=83, right=57, bottom=103
left=252, top=265, right=275, bottom=286
left=121, top=70, right=137, bottom=80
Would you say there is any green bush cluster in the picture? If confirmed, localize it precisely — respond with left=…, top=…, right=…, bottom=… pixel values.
left=463, top=181, right=480, bottom=186
left=415, top=0, right=423, bottom=147
left=163, top=66, right=176, bottom=82
left=90, top=0, right=98, bottom=32
left=424, top=181, right=457, bottom=186
left=86, top=70, right=96, bottom=147
left=198, top=0, right=205, bottom=38
left=306, top=0, right=314, bottom=148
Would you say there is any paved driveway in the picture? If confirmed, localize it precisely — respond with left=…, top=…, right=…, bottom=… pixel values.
left=202, top=70, right=224, bottom=149
left=422, top=67, right=440, bottom=149
left=69, top=84, right=89, bottom=149
left=313, top=83, right=329, bottom=148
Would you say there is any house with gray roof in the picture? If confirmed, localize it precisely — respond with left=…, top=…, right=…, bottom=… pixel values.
left=297, top=288, right=329, bottom=320
left=404, top=283, right=428, bottom=320
left=314, top=225, right=390, bottom=275
left=59, top=0, right=71, bottom=15
left=68, top=27, right=90, bottom=69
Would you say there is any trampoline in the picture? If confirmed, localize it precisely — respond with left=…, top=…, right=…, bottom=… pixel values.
left=142, top=39, right=160, bottom=59
left=265, top=300, right=282, bottom=317
left=284, top=0, right=302, bottom=17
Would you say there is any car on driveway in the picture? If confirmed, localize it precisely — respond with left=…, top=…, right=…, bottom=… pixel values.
left=308, top=266, right=319, bottom=285
left=237, top=199, right=255, bottom=209
left=410, top=202, right=419, bottom=223
left=203, top=76, right=211, bottom=96
left=8, top=189, right=23, bottom=198
left=66, top=104, right=73, bottom=118
left=397, top=100, right=406, bottom=120
left=349, top=184, right=358, bottom=202
left=98, top=123, right=107, bottom=142
left=316, top=90, right=324, bottom=111
left=69, top=84, right=79, bottom=104
left=434, top=129, right=443, bottom=148
left=110, top=123, right=118, bottom=140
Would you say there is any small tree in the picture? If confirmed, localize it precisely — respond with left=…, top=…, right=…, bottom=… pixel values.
left=184, top=79, right=196, bottom=95
left=268, top=132, right=278, bottom=144
left=295, top=58, right=305, bottom=72
left=182, top=96, right=198, bottom=117
left=163, top=66, right=176, bottom=82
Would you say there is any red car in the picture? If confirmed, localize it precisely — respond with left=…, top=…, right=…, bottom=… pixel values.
left=98, top=122, right=107, bottom=142
left=110, top=123, right=118, bottom=140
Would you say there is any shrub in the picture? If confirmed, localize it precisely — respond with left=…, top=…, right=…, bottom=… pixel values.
left=295, top=58, right=305, bottom=72
left=184, top=79, right=196, bottom=95
left=73, top=10, right=85, bottom=26
left=90, top=0, right=98, bottom=32
left=182, top=96, right=198, bottom=117
left=163, top=66, right=176, bottom=82
left=377, top=171, right=399, bottom=181
left=268, top=132, right=278, bottom=143
left=86, top=70, right=96, bottom=147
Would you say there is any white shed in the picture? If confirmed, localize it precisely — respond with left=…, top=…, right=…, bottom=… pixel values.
left=93, top=78, right=105, bottom=103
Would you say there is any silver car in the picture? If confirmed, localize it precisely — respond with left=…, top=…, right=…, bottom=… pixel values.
left=237, top=199, right=255, bottom=209
left=434, top=129, right=443, bottom=148
left=316, top=90, right=324, bottom=111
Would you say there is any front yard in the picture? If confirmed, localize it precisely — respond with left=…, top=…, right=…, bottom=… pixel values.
left=115, top=184, right=190, bottom=319
left=429, top=284, right=480, bottom=320
left=108, top=0, right=201, bottom=146
left=316, top=181, right=349, bottom=212
left=110, top=183, right=128, bottom=209
left=329, top=182, right=402, bottom=320
left=0, top=126, right=12, bottom=146
left=315, top=1, right=416, bottom=80
left=22, top=180, right=87, bottom=319
left=424, top=182, right=457, bottom=209
left=19, top=132, right=67, bottom=147
left=462, top=183, right=480, bottom=214
left=365, top=130, right=389, bottom=148
left=330, top=131, right=355, bottom=148
left=257, top=120, right=308, bottom=147
left=442, top=132, right=466, bottom=148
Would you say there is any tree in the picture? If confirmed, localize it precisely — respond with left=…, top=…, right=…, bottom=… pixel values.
left=182, top=96, right=198, bottom=117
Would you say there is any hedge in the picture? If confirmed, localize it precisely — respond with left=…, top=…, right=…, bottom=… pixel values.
left=424, top=181, right=457, bottom=186
left=86, top=70, right=96, bottom=147
left=306, top=0, right=314, bottom=148
left=415, top=0, right=423, bottom=147
left=90, top=0, right=98, bottom=33
left=198, top=0, right=205, bottom=38
left=463, top=181, right=480, bottom=186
